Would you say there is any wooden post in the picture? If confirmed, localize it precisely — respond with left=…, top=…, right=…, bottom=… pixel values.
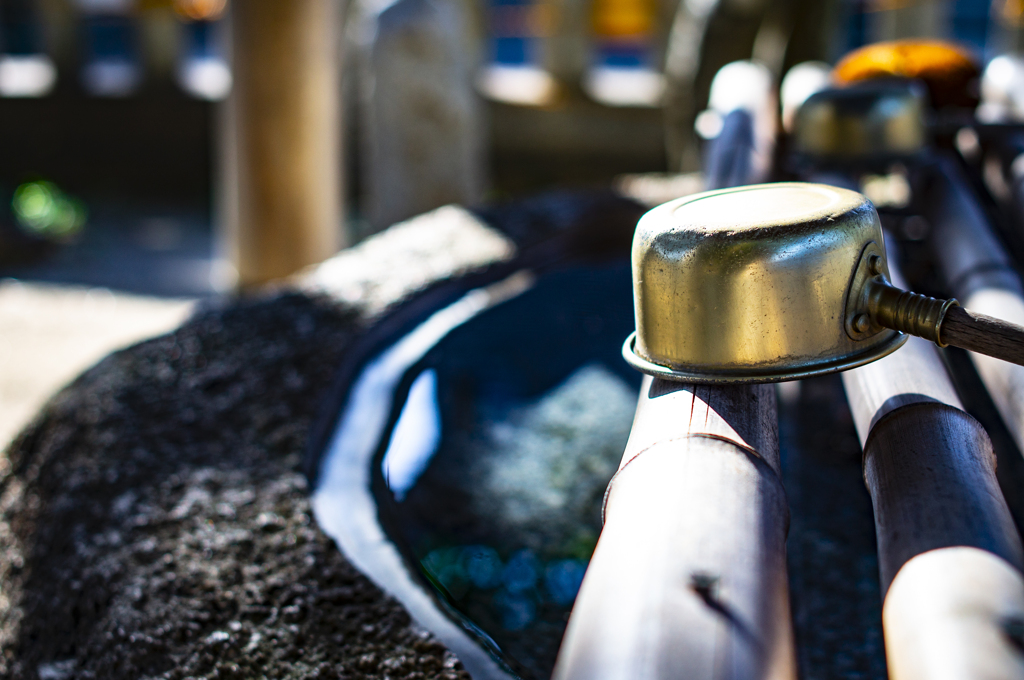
left=841, top=260, right=1024, bottom=680
left=865, top=0, right=948, bottom=42
left=222, top=0, right=344, bottom=289
left=661, top=0, right=721, bottom=172
left=545, top=0, right=588, bottom=94
left=552, top=377, right=796, bottom=680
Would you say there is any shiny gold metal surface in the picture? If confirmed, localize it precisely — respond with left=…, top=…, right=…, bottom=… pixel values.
left=793, top=82, right=927, bottom=160
left=844, top=243, right=960, bottom=345
left=624, top=183, right=907, bottom=383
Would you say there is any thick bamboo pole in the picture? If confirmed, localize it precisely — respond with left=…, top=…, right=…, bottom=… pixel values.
left=222, top=0, right=344, bottom=289
left=841, top=261, right=1024, bottom=680
left=924, top=155, right=1024, bottom=454
left=882, top=547, right=1024, bottom=680
left=552, top=377, right=796, bottom=680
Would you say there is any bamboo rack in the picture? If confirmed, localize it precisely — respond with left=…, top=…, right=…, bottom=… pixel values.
left=842, top=260, right=1024, bottom=680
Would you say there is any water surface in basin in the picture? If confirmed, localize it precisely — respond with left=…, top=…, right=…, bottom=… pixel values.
left=375, top=261, right=640, bottom=678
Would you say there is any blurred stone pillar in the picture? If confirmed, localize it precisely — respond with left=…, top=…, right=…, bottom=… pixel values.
left=222, top=0, right=344, bottom=289
left=362, top=0, right=485, bottom=233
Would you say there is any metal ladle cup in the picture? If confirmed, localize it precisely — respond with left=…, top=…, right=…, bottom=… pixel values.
left=792, top=80, right=928, bottom=165
left=622, top=182, right=1024, bottom=384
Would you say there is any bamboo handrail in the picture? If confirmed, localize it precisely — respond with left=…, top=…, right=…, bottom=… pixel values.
left=925, top=155, right=1024, bottom=455
left=552, top=377, right=795, bottom=680
left=841, top=259, right=1024, bottom=680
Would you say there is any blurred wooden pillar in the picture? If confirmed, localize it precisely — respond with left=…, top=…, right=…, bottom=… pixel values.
left=865, top=0, right=947, bottom=42
left=222, top=0, right=344, bottom=289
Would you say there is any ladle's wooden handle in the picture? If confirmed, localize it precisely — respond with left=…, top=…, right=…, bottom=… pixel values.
left=940, top=305, right=1024, bottom=366
left=868, top=280, right=1024, bottom=366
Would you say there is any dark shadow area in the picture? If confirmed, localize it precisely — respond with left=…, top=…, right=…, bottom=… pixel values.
left=0, top=93, right=211, bottom=204
left=780, top=375, right=887, bottom=680
left=0, top=200, right=215, bottom=298
left=0, top=91, right=215, bottom=297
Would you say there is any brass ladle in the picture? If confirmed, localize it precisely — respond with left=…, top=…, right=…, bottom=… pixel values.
left=622, top=182, right=1024, bottom=383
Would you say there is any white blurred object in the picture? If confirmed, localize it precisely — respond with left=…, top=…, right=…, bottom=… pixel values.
left=780, top=61, right=831, bottom=133
left=380, top=369, right=441, bottom=501
left=979, top=54, right=1024, bottom=123
left=693, top=108, right=723, bottom=139
left=615, top=171, right=704, bottom=208
left=477, top=63, right=558, bottom=106
left=582, top=66, right=665, bottom=108
left=707, top=59, right=774, bottom=117
left=954, top=126, right=981, bottom=162
left=700, top=60, right=777, bottom=189
left=177, top=57, right=231, bottom=100
left=82, top=58, right=140, bottom=97
left=0, top=54, right=56, bottom=97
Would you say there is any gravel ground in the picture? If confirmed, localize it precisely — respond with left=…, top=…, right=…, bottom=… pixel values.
left=0, top=193, right=642, bottom=680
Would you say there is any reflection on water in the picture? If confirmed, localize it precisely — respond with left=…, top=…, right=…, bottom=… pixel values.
left=382, top=369, right=442, bottom=501
left=374, top=262, right=639, bottom=678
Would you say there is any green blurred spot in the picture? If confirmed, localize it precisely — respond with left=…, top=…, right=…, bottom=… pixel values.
left=563, top=527, right=598, bottom=561
left=13, top=181, right=86, bottom=240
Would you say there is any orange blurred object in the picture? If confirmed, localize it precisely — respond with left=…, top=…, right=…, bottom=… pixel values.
left=174, top=0, right=228, bottom=21
left=591, top=0, right=656, bottom=40
left=998, top=0, right=1024, bottom=28
left=833, top=40, right=980, bottom=108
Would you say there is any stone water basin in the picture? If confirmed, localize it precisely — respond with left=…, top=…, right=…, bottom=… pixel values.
left=314, top=259, right=639, bottom=679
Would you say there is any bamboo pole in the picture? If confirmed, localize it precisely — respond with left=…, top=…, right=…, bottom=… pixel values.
left=222, top=0, right=344, bottom=289
left=552, top=377, right=796, bottom=680
left=841, top=260, right=1024, bottom=680
left=924, top=155, right=1024, bottom=455
left=882, top=546, right=1024, bottom=680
